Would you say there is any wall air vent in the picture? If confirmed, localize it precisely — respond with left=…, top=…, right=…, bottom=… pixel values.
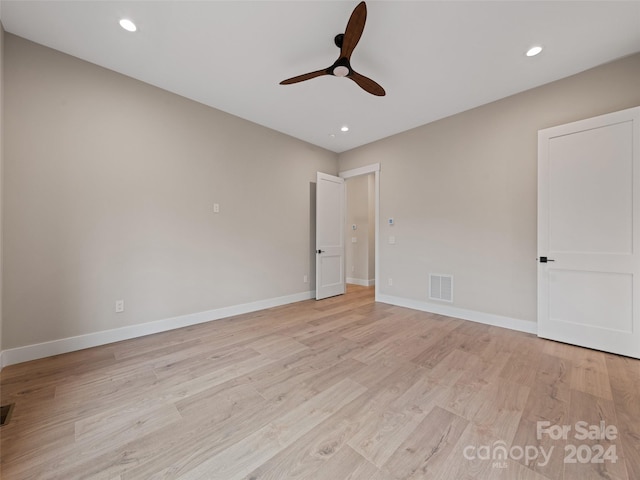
left=429, top=274, right=453, bottom=302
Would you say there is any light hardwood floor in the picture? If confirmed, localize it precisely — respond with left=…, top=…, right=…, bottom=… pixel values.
left=1, top=285, right=639, bottom=479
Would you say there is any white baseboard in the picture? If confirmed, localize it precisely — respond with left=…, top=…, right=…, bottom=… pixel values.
left=376, top=294, right=537, bottom=335
left=1, top=291, right=535, bottom=369
left=346, top=278, right=376, bottom=287
left=0, top=290, right=314, bottom=368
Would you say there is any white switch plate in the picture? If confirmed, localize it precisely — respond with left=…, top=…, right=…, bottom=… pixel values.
left=303, top=275, right=308, bottom=283
left=352, top=237, right=357, bottom=243
left=213, top=203, right=220, bottom=213
left=388, top=278, right=393, bottom=286
left=389, top=236, right=396, bottom=244
left=115, top=300, right=124, bottom=313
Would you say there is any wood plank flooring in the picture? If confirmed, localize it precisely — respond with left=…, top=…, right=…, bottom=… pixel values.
left=1, top=285, right=639, bottom=479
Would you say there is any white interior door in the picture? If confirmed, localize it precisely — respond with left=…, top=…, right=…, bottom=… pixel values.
left=316, top=172, right=346, bottom=300
left=538, top=106, right=640, bottom=358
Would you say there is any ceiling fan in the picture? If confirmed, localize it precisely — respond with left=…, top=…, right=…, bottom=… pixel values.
left=280, top=1, right=386, bottom=97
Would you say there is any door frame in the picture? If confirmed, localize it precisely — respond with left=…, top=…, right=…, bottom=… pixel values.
left=339, top=163, right=380, bottom=300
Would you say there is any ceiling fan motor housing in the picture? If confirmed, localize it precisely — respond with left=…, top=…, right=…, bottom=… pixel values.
left=332, top=57, right=352, bottom=77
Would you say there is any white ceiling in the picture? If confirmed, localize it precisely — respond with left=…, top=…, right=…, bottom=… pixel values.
left=2, top=1, right=640, bottom=153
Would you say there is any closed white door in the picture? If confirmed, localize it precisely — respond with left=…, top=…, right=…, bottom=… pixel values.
left=538, top=106, right=640, bottom=358
left=316, top=172, right=346, bottom=300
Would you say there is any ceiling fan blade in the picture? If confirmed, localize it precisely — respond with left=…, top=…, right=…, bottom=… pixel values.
left=341, top=1, right=367, bottom=60
left=348, top=71, right=385, bottom=96
left=280, top=69, right=329, bottom=85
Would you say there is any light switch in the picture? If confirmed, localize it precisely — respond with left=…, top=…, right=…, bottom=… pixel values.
left=389, top=236, right=396, bottom=244
left=352, top=237, right=357, bottom=243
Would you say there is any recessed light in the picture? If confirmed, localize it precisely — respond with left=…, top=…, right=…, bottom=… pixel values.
left=119, top=19, right=137, bottom=32
left=341, top=126, right=349, bottom=132
left=526, top=45, right=543, bottom=57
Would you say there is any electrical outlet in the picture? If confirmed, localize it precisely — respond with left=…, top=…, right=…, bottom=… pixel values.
left=388, top=278, right=393, bottom=286
left=303, top=275, right=308, bottom=283
left=115, top=300, right=124, bottom=313
left=213, top=203, right=220, bottom=213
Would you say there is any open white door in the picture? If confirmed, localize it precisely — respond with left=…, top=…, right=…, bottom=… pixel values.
left=316, top=172, right=346, bottom=300
left=538, top=106, right=640, bottom=358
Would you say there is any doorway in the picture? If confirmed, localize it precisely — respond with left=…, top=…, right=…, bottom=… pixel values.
left=339, top=163, right=380, bottom=298
left=345, top=173, right=375, bottom=288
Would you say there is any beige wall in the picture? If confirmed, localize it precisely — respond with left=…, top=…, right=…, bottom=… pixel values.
left=339, top=52, right=640, bottom=324
left=3, top=30, right=640, bottom=356
left=3, top=35, right=338, bottom=350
